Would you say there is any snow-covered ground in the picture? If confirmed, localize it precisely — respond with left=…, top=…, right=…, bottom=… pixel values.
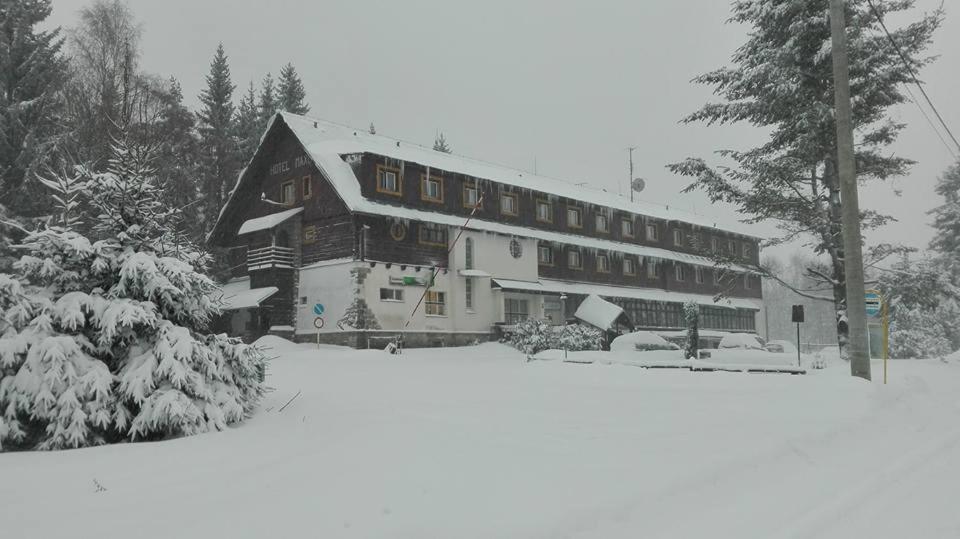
left=4, top=338, right=960, bottom=538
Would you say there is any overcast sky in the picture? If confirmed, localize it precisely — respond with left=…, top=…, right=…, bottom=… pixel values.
left=47, top=0, right=960, bottom=261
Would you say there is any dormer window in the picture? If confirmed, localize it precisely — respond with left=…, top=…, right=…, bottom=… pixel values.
left=536, top=200, right=553, bottom=223
left=500, top=192, right=518, bottom=216
left=377, top=165, right=401, bottom=195
left=673, top=229, right=683, bottom=246
left=646, top=223, right=660, bottom=241
left=596, top=212, right=610, bottom=233
left=567, top=206, right=583, bottom=228
left=420, top=174, right=443, bottom=203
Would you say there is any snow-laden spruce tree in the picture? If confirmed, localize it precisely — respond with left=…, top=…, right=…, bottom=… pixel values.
left=929, top=161, right=960, bottom=280
left=0, top=138, right=265, bottom=451
left=669, top=0, right=941, bottom=359
left=337, top=267, right=381, bottom=330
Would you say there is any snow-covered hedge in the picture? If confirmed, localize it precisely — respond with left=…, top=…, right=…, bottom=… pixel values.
left=508, top=319, right=602, bottom=355
left=0, top=141, right=266, bottom=451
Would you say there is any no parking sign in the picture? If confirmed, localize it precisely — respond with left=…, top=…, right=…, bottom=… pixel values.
left=313, top=303, right=325, bottom=316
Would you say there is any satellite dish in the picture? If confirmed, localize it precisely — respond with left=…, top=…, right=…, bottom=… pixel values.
left=631, top=178, right=646, bottom=192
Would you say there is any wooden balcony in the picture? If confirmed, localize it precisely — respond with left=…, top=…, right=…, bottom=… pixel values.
left=247, top=245, right=295, bottom=271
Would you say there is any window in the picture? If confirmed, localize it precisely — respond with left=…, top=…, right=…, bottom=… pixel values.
left=623, top=257, right=636, bottom=275
left=675, top=264, right=686, bottom=281
left=500, top=193, right=518, bottom=216
left=418, top=223, right=448, bottom=247
left=380, top=288, right=404, bottom=302
left=376, top=165, right=401, bottom=195
left=301, top=176, right=312, bottom=199
left=299, top=296, right=308, bottom=305
left=711, top=237, right=719, bottom=252
left=646, top=223, right=660, bottom=241
left=728, top=239, right=736, bottom=253
left=597, top=254, right=610, bottom=273
left=621, top=218, right=635, bottom=238
left=742, top=243, right=751, bottom=259
left=465, top=278, right=474, bottom=310
left=425, top=291, right=446, bottom=316
left=504, top=298, right=530, bottom=324
left=695, top=266, right=705, bottom=284
left=646, top=260, right=658, bottom=278
left=536, top=200, right=553, bottom=223
left=673, top=229, right=683, bottom=246
left=463, top=183, right=480, bottom=209
left=567, top=206, right=583, bottom=228
left=465, top=238, right=474, bottom=269
left=596, top=212, right=610, bottom=233
left=420, top=174, right=443, bottom=203
left=744, top=274, right=752, bottom=289
left=538, top=245, right=554, bottom=265
left=568, top=249, right=582, bottom=269
left=280, top=180, right=295, bottom=204
left=714, top=269, right=722, bottom=285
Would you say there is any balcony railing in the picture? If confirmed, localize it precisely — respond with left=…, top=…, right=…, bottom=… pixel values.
left=247, top=245, right=295, bottom=271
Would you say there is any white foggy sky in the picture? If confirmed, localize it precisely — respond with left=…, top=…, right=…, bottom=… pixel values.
left=48, top=0, right=960, bottom=260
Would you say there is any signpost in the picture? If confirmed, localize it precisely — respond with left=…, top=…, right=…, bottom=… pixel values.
left=791, top=305, right=804, bottom=367
left=313, top=304, right=325, bottom=349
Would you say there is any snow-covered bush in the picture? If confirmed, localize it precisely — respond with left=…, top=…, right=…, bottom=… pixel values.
left=0, top=140, right=266, bottom=451
left=556, top=323, right=603, bottom=352
left=889, top=306, right=953, bottom=360
left=509, top=318, right=552, bottom=355
left=508, top=319, right=602, bottom=354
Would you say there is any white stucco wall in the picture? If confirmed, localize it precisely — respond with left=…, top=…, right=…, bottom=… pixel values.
left=296, top=259, right=355, bottom=335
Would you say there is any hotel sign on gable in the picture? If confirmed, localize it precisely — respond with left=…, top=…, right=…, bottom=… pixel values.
left=269, top=155, right=311, bottom=176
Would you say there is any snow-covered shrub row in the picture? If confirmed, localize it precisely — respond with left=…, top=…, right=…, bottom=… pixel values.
left=0, top=141, right=266, bottom=451
left=507, top=319, right=602, bottom=355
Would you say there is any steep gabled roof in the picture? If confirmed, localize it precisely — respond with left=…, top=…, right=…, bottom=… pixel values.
left=211, top=113, right=759, bottom=270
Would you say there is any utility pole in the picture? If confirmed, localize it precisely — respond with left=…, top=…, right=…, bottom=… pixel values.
left=829, top=0, right=871, bottom=381
left=628, top=146, right=636, bottom=202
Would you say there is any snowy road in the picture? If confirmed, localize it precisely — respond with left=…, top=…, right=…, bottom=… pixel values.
left=2, top=340, right=959, bottom=538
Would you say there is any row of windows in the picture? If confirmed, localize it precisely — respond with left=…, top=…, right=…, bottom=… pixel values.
left=375, top=165, right=753, bottom=256
left=617, top=300, right=756, bottom=332
left=537, top=244, right=752, bottom=288
left=380, top=287, right=448, bottom=316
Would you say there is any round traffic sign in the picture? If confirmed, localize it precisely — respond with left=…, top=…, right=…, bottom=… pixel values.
left=313, top=303, right=325, bottom=316
left=313, top=317, right=325, bottom=329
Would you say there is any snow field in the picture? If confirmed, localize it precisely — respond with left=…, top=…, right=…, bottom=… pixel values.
left=2, top=339, right=960, bottom=537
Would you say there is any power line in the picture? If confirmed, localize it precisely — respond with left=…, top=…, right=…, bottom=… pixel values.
left=864, top=0, right=960, bottom=155
left=902, top=82, right=958, bottom=160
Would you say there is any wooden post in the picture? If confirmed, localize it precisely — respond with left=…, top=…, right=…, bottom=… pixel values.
left=830, top=0, right=871, bottom=380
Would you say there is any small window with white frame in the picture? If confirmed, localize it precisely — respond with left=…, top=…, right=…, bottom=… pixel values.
left=500, top=192, right=518, bottom=216
left=728, top=239, right=736, bottom=253
left=568, top=249, right=582, bottom=269
left=596, top=211, right=610, bottom=233
left=646, top=259, right=658, bottom=278
left=742, top=243, right=751, bottom=259
left=380, top=288, right=404, bottom=302
left=538, top=244, right=554, bottom=265
left=597, top=253, right=610, bottom=273
left=463, top=183, right=480, bottom=209
left=695, top=266, right=705, bottom=284
left=713, top=269, right=722, bottom=285
left=280, top=180, right=295, bottom=205
left=673, top=229, right=683, bottom=246
left=376, top=165, right=401, bottom=195
left=420, top=174, right=443, bottom=203
left=623, top=257, right=636, bottom=275
left=675, top=264, right=686, bottom=281
left=425, top=290, right=446, bottom=316
left=621, top=218, right=635, bottom=238
left=567, top=206, right=583, bottom=228
left=646, top=223, right=660, bottom=241
left=536, top=200, right=553, bottom=223
left=711, top=237, right=719, bottom=252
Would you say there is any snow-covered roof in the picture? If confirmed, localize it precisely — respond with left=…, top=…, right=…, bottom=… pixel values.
left=492, top=277, right=761, bottom=310
left=264, top=113, right=758, bottom=238
left=575, top=294, right=626, bottom=331
left=221, top=287, right=279, bottom=310
left=238, top=207, right=304, bottom=236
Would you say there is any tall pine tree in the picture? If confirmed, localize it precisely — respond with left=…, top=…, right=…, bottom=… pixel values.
left=257, top=72, right=278, bottom=128
left=234, top=81, right=260, bottom=167
left=929, top=161, right=960, bottom=267
left=277, top=63, right=309, bottom=115
left=196, top=44, right=237, bottom=236
left=668, top=0, right=940, bottom=358
left=154, top=77, right=201, bottom=238
left=0, top=0, right=67, bottom=216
